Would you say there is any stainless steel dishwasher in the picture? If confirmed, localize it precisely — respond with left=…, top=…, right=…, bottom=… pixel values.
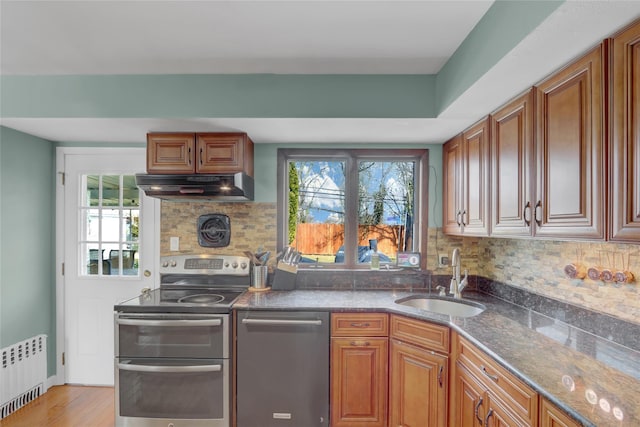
left=236, top=310, right=329, bottom=426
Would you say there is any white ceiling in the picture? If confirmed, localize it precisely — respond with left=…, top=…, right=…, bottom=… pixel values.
left=2, top=1, right=640, bottom=144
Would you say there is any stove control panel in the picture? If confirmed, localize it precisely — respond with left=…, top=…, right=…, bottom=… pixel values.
left=160, top=255, right=250, bottom=275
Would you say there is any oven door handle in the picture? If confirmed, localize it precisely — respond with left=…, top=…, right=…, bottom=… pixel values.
left=117, top=362, right=222, bottom=373
left=241, top=318, right=322, bottom=326
left=116, top=318, right=222, bottom=327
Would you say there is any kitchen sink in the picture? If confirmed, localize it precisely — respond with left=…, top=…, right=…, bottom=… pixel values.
left=395, top=296, right=486, bottom=318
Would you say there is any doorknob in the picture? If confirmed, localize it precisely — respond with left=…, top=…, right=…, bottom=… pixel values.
left=143, top=270, right=151, bottom=277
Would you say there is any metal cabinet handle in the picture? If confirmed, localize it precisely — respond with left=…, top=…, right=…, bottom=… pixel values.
left=117, top=318, right=222, bottom=327
left=241, top=318, right=322, bottom=326
left=118, top=363, right=221, bottom=373
left=349, top=322, right=370, bottom=328
left=199, top=147, right=203, bottom=165
left=188, top=147, right=191, bottom=166
left=480, top=365, right=499, bottom=382
left=461, top=210, right=467, bottom=226
left=456, top=210, right=462, bottom=226
left=534, top=200, right=542, bottom=226
left=350, top=341, right=371, bottom=346
left=523, top=201, right=531, bottom=226
left=437, top=365, right=444, bottom=388
left=484, top=409, right=494, bottom=426
left=474, top=397, right=484, bottom=425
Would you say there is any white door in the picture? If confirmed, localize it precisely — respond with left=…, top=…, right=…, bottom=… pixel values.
left=61, top=149, right=158, bottom=385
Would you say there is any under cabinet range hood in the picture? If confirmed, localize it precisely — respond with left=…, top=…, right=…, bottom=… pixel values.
left=135, top=172, right=254, bottom=201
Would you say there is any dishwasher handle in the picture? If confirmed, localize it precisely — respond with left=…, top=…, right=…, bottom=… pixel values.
left=117, top=363, right=222, bottom=374
left=241, top=318, right=323, bottom=326
left=117, top=318, right=222, bottom=327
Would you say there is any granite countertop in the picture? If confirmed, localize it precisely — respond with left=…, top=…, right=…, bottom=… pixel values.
left=233, top=289, right=640, bottom=427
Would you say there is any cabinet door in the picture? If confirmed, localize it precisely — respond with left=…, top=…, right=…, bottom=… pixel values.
left=451, top=363, right=485, bottom=427
left=389, top=339, right=448, bottom=427
left=539, top=398, right=581, bottom=427
left=146, top=133, right=195, bottom=173
left=331, top=338, right=388, bottom=427
left=443, top=134, right=464, bottom=235
left=461, top=117, right=491, bottom=236
left=610, top=20, right=640, bottom=241
left=196, top=133, right=254, bottom=175
left=485, top=395, right=531, bottom=427
left=534, top=45, right=605, bottom=239
left=491, top=90, right=535, bottom=237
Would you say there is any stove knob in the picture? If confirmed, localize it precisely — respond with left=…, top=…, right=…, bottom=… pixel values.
left=170, top=260, right=177, bottom=267
left=162, top=261, right=169, bottom=268
left=240, top=262, right=247, bottom=270
left=232, top=262, right=238, bottom=269
left=224, top=262, right=230, bottom=268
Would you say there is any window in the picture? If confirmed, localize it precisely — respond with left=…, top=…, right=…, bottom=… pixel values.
left=80, top=174, right=140, bottom=276
left=277, top=149, right=428, bottom=269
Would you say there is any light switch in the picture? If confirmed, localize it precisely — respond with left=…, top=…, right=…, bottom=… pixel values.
left=170, top=236, right=179, bottom=251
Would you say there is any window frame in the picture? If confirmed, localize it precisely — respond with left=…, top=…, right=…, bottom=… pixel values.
left=277, top=148, right=429, bottom=269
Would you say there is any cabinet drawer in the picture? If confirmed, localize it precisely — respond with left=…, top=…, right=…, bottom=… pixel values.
left=390, top=315, right=449, bottom=354
left=331, top=313, right=389, bottom=337
left=456, top=336, right=537, bottom=425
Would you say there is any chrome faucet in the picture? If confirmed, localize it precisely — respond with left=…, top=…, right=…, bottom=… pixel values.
left=449, top=248, right=468, bottom=298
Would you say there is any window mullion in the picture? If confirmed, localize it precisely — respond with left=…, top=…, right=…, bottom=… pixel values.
left=344, top=154, right=359, bottom=268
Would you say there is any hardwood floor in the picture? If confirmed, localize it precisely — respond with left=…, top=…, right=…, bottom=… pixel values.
left=0, top=386, right=114, bottom=427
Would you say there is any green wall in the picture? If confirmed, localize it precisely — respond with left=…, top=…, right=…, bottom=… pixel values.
left=0, top=126, right=56, bottom=377
left=1, top=74, right=437, bottom=119
left=436, top=1, right=563, bottom=113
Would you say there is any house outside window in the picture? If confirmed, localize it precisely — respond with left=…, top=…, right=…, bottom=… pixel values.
left=277, top=148, right=428, bottom=269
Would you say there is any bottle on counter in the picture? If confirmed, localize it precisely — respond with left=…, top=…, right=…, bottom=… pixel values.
left=370, top=250, right=380, bottom=270
left=369, top=239, right=380, bottom=270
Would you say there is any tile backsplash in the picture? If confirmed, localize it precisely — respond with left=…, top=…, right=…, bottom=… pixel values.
left=428, top=229, right=639, bottom=324
left=160, top=202, right=277, bottom=256
left=161, top=201, right=639, bottom=324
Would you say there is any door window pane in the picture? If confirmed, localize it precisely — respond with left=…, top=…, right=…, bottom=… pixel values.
left=80, top=174, right=140, bottom=276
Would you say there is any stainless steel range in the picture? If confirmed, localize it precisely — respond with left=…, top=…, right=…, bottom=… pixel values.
left=114, top=254, right=250, bottom=427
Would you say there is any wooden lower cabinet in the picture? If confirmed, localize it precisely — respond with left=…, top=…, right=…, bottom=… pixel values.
left=453, top=363, right=530, bottom=427
left=452, top=362, right=485, bottom=427
left=539, top=398, right=581, bottom=427
left=389, top=339, right=448, bottom=427
left=330, top=337, right=388, bottom=427
left=451, top=333, right=538, bottom=427
left=330, top=313, right=389, bottom=427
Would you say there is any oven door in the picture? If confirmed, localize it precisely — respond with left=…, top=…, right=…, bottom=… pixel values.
left=115, top=358, right=229, bottom=427
left=115, top=313, right=229, bottom=359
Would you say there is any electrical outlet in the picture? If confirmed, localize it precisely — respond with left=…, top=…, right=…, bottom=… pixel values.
left=438, top=255, right=449, bottom=267
left=170, top=236, right=180, bottom=251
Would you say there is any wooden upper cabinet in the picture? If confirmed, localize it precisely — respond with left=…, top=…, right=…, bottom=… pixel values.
left=490, top=89, right=535, bottom=237
left=196, top=133, right=254, bottom=175
left=146, top=133, right=196, bottom=173
left=146, top=132, right=254, bottom=176
left=443, top=133, right=464, bottom=235
left=462, top=117, right=491, bottom=236
left=610, top=19, right=640, bottom=242
left=534, top=44, right=606, bottom=240
left=443, top=117, right=491, bottom=236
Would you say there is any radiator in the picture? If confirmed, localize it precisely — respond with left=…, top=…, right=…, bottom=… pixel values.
left=0, top=335, right=47, bottom=419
